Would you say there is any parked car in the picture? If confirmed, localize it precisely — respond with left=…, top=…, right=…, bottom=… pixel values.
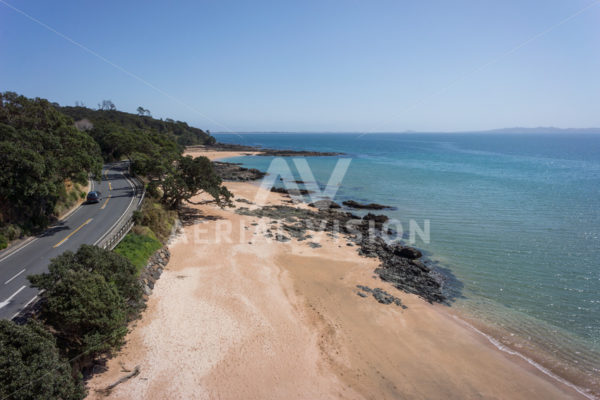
left=86, top=191, right=102, bottom=203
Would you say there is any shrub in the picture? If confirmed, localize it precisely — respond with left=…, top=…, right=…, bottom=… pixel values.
left=138, top=197, right=176, bottom=242
left=29, top=269, right=127, bottom=362
left=0, top=234, right=7, bottom=250
left=28, top=245, right=141, bottom=363
left=1, top=224, right=22, bottom=241
left=0, top=320, right=85, bottom=400
left=30, top=245, right=142, bottom=313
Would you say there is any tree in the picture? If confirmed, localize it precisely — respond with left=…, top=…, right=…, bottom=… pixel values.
left=0, top=92, right=103, bottom=230
left=98, top=100, right=116, bottom=111
left=159, top=155, right=233, bottom=209
left=32, top=245, right=142, bottom=311
left=0, top=320, right=85, bottom=400
left=136, top=106, right=151, bottom=117
left=28, top=246, right=137, bottom=363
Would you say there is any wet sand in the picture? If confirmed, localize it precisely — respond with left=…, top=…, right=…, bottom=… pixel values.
left=85, top=150, right=586, bottom=400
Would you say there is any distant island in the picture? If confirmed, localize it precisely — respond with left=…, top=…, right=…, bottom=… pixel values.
left=481, top=127, right=600, bottom=134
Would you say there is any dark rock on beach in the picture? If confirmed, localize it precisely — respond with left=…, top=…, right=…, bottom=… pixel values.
left=308, top=199, right=341, bottom=210
left=270, top=187, right=313, bottom=196
left=362, top=213, right=389, bottom=225
left=212, top=161, right=266, bottom=181
left=394, top=246, right=422, bottom=259
left=356, top=285, right=406, bottom=308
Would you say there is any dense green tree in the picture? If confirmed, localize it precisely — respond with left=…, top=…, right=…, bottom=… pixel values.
left=0, top=92, right=102, bottom=230
left=0, top=320, right=85, bottom=400
left=59, top=104, right=215, bottom=149
left=29, top=269, right=127, bottom=362
left=31, top=245, right=142, bottom=312
left=28, top=246, right=137, bottom=362
left=159, top=155, right=233, bottom=209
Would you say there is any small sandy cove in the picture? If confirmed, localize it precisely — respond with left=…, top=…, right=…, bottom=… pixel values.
left=86, top=149, right=584, bottom=400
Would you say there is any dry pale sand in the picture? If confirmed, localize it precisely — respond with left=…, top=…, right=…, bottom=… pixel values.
left=85, top=150, right=587, bottom=400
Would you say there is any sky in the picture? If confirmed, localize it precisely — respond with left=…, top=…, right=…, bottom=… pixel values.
left=1, top=0, right=599, bottom=132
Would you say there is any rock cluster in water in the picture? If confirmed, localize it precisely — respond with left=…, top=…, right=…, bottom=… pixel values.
left=342, top=200, right=395, bottom=210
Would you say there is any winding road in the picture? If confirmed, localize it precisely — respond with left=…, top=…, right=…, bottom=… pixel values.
left=0, top=162, right=142, bottom=320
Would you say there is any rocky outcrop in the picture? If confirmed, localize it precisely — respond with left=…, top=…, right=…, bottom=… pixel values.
left=356, top=285, right=407, bottom=308
left=270, top=187, right=313, bottom=196
left=342, top=200, right=395, bottom=210
left=308, top=199, right=341, bottom=210
left=212, top=161, right=266, bottom=181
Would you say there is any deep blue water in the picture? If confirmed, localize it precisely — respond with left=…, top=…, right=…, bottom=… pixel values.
left=215, top=132, right=600, bottom=392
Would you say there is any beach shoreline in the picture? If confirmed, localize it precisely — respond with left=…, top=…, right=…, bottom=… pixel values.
left=84, top=148, right=591, bottom=400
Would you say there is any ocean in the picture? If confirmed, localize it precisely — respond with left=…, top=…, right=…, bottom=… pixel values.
left=214, top=132, right=600, bottom=397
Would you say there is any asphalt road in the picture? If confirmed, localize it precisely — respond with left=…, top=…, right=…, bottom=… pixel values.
left=0, top=162, right=141, bottom=320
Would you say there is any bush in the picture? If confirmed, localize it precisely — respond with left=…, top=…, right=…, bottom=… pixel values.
left=138, top=197, right=176, bottom=242
left=28, top=245, right=141, bottom=363
left=114, top=230, right=162, bottom=274
left=30, top=245, right=142, bottom=313
left=0, top=320, right=85, bottom=400
left=0, top=234, right=7, bottom=250
left=2, top=224, right=22, bottom=241
left=30, top=269, right=127, bottom=362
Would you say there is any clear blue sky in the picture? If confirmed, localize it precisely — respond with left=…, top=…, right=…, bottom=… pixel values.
left=1, top=0, right=599, bottom=132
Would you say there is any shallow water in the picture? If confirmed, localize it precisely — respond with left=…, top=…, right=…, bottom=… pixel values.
left=215, top=132, right=600, bottom=395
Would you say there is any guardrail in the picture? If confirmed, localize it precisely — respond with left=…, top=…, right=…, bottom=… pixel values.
left=96, top=164, right=145, bottom=251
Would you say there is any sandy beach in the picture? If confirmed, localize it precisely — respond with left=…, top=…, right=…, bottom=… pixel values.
left=85, top=149, right=587, bottom=400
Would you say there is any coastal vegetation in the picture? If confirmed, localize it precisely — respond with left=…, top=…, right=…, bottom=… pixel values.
left=0, top=320, right=85, bottom=400
left=0, top=92, right=102, bottom=243
left=28, top=245, right=143, bottom=362
left=59, top=103, right=216, bottom=150
left=0, top=92, right=235, bottom=398
left=114, top=228, right=162, bottom=274
left=0, top=92, right=229, bottom=249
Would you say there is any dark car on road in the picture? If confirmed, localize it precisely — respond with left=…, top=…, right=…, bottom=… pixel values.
left=86, top=191, right=102, bottom=203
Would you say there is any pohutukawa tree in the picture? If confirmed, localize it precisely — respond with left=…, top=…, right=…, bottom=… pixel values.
left=0, top=320, right=86, bottom=400
left=155, top=155, right=233, bottom=209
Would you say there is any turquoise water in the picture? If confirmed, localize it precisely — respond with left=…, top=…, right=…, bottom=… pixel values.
left=215, top=132, right=600, bottom=394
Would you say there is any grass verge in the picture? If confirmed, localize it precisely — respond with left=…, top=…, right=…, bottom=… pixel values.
left=114, top=227, right=162, bottom=274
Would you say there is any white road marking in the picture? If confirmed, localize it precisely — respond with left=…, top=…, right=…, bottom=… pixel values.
left=4, top=268, right=25, bottom=285
left=11, top=294, right=40, bottom=320
left=0, top=285, right=26, bottom=309
left=0, top=237, right=37, bottom=263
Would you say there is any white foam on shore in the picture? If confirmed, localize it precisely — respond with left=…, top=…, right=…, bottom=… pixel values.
left=451, top=315, right=597, bottom=400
